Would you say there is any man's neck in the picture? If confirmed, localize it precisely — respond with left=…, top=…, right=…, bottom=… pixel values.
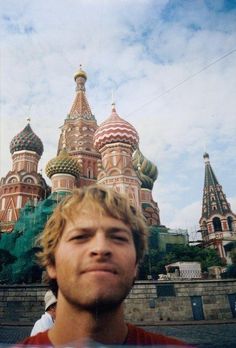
left=48, top=300, right=128, bottom=345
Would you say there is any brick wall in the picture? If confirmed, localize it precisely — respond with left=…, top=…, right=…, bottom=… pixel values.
left=0, top=284, right=47, bottom=325
left=0, top=279, right=236, bottom=325
left=125, top=279, right=236, bottom=323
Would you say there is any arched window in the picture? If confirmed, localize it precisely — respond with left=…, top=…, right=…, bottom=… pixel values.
left=227, top=216, right=233, bottom=231
left=7, top=209, right=12, bottom=221
left=202, top=221, right=208, bottom=233
left=23, top=176, right=36, bottom=184
left=1, top=198, right=6, bottom=210
left=213, top=217, right=222, bottom=232
left=9, top=178, right=16, bottom=183
left=6, top=176, right=18, bottom=184
left=87, top=167, right=93, bottom=178
left=112, top=151, right=117, bottom=166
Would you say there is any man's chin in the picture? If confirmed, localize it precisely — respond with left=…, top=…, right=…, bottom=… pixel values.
left=63, top=282, right=133, bottom=312
left=85, top=298, right=123, bottom=313
left=79, top=290, right=128, bottom=313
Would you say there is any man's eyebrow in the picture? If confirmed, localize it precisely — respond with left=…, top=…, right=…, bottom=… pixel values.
left=65, top=226, right=94, bottom=235
left=108, top=226, right=131, bottom=234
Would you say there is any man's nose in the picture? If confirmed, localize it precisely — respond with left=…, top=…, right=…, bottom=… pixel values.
left=90, top=232, right=112, bottom=257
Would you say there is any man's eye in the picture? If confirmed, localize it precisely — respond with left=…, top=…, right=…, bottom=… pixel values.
left=112, top=235, right=129, bottom=242
left=71, top=234, right=89, bottom=241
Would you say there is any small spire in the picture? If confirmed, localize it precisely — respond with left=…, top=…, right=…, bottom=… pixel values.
left=26, top=105, right=32, bottom=123
left=111, top=89, right=115, bottom=104
left=111, top=101, right=116, bottom=112
left=203, top=152, right=210, bottom=163
left=111, top=88, right=116, bottom=112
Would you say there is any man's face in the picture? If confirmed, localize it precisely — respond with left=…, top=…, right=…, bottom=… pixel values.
left=47, top=206, right=137, bottom=312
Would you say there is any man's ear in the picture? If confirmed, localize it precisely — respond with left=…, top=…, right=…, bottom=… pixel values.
left=46, top=263, right=57, bottom=279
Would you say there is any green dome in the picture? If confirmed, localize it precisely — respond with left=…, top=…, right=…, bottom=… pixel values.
left=10, top=123, right=43, bottom=156
left=45, top=148, right=80, bottom=179
left=132, top=148, right=158, bottom=190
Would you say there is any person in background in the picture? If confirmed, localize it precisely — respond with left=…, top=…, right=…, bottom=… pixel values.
left=21, top=185, right=192, bottom=346
left=30, top=290, right=57, bottom=336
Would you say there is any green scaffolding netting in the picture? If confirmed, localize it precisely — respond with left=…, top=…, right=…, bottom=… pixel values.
left=0, top=191, right=69, bottom=284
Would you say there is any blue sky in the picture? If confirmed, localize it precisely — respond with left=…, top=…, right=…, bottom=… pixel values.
left=1, top=0, right=236, bottom=239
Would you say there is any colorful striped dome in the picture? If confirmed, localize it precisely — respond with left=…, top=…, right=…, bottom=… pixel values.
left=10, top=123, right=43, bottom=156
left=45, top=148, right=80, bottom=179
left=94, top=104, right=139, bottom=151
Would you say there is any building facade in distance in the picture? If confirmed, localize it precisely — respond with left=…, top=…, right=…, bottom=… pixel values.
left=199, top=152, right=236, bottom=263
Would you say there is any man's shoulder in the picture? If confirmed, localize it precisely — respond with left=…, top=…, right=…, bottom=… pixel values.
left=20, top=331, right=51, bottom=346
left=126, top=323, right=192, bottom=346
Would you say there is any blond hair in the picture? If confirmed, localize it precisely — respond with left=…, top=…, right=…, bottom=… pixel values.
left=37, top=185, right=148, bottom=270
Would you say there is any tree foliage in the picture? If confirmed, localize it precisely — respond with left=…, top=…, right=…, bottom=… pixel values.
left=139, top=240, right=225, bottom=280
left=224, top=248, right=236, bottom=278
left=230, top=249, right=236, bottom=264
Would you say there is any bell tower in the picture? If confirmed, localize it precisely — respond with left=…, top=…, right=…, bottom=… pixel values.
left=199, top=153, right=236, bottom=263
left=57, top=67, right=101, bottom=187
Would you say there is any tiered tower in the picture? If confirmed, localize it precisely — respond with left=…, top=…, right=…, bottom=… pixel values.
left=199, top=153, right=236, bottom=262
left=0, top=120, right=49, bottom=232
left=57, top=67, right=100, bottom=186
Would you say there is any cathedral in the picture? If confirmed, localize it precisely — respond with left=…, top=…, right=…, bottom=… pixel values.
left=0, top=68, right=235, bottom=263
left=0, top=67, right=159, bottom=233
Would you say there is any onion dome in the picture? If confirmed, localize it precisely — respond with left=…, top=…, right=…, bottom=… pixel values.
left=45, top=148, right=80, bottom=179
left=132, top=148, right=158, bottom=190
left=74, top=66, right=87, bottom=81
left=94, top=103, right=139, bottom=151
left=10, top=123, right=43, bottom=156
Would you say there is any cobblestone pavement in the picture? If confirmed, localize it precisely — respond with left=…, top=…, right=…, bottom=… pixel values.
left=146, top=323, right=236, bottom=347
left=0, top=323, right=236, bottom=347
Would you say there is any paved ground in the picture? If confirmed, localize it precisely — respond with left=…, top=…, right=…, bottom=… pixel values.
left=0, top=322, right=236, bottom=347
left=146, top=323, right=236, bottom=347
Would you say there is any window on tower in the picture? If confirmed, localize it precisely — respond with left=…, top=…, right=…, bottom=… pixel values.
left=7, top=209, right=13, bottom=221
left=227, top=216, right=233, bottom=231
left=1, top=198, right=6, bottom=210
left=213, top=217, right=222, bottom=232
left=87, top=168, right=93, bottom=178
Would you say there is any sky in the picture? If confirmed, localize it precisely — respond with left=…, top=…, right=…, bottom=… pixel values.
left=1, top=0, right=236, bottom=240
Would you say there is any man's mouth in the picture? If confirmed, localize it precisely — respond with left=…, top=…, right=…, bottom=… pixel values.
left=81, top=266, right=118, bottom=275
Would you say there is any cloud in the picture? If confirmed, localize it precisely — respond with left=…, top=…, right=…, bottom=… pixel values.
left=1, top=0, right=236, bottom=233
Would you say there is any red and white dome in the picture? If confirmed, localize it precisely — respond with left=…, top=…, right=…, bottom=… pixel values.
left=94, top=104, right=139, bottom=151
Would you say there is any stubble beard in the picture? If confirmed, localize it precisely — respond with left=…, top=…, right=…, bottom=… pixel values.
left=62, top=278, right=134, bottom=314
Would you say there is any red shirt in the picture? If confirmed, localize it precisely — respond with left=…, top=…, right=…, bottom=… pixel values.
left=20, top=323, right=192, bottom=346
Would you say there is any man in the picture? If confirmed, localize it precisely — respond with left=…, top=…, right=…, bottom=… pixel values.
left=21, top=185, right=191, bottom=346
left=30, top=290, right=57, bottom=336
